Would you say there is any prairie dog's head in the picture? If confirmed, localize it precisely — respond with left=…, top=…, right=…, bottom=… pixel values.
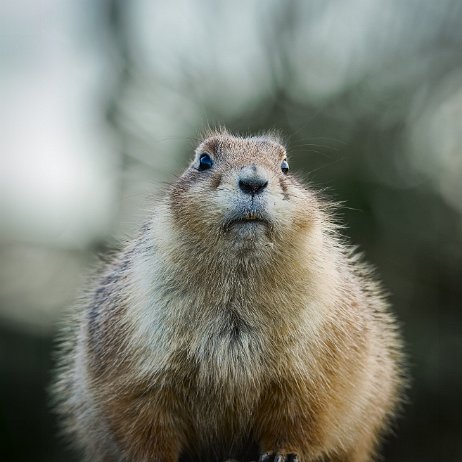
left=169, top=131, right=318, bottom=256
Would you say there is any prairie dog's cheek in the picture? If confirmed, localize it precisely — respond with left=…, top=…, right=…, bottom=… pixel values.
left=191, top=186, right=231, bottom=222
left=271, top=197, right=296, bottom=228
left=270, top=184, right=309, bottom=229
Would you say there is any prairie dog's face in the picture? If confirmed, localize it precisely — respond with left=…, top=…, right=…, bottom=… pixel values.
left=169, top=132, right=315, bottom=253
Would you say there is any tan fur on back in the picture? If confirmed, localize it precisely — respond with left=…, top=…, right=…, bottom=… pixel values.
left=52, top=129, right=405, bottom=462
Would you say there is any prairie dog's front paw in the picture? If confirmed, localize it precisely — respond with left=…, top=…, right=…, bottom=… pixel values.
left=259, top=451, right=299, bottom=462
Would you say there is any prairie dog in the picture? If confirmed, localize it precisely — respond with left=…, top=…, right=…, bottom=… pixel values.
left=53, top=130, right=405, bottom=462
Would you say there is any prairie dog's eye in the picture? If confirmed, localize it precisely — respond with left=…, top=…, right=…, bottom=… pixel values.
left=198, top=153, right=213, bottom=171
left=281, top=159, right=289, bottom=174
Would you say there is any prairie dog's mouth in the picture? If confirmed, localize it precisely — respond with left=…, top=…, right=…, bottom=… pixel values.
left=223, top=210, right=271, bottom=231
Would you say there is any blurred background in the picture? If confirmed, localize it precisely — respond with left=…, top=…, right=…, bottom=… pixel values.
left=1, top=0, right=461, bottom=461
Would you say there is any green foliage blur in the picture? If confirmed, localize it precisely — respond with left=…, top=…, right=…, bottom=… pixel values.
left=1, top=1, right=461, bottom=461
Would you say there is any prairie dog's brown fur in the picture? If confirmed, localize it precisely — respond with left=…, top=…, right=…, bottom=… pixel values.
left=53, top=130, right=405, bottom=462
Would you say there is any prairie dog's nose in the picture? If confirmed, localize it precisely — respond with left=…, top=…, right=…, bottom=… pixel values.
left=238, top=165, right=268, bottom=195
